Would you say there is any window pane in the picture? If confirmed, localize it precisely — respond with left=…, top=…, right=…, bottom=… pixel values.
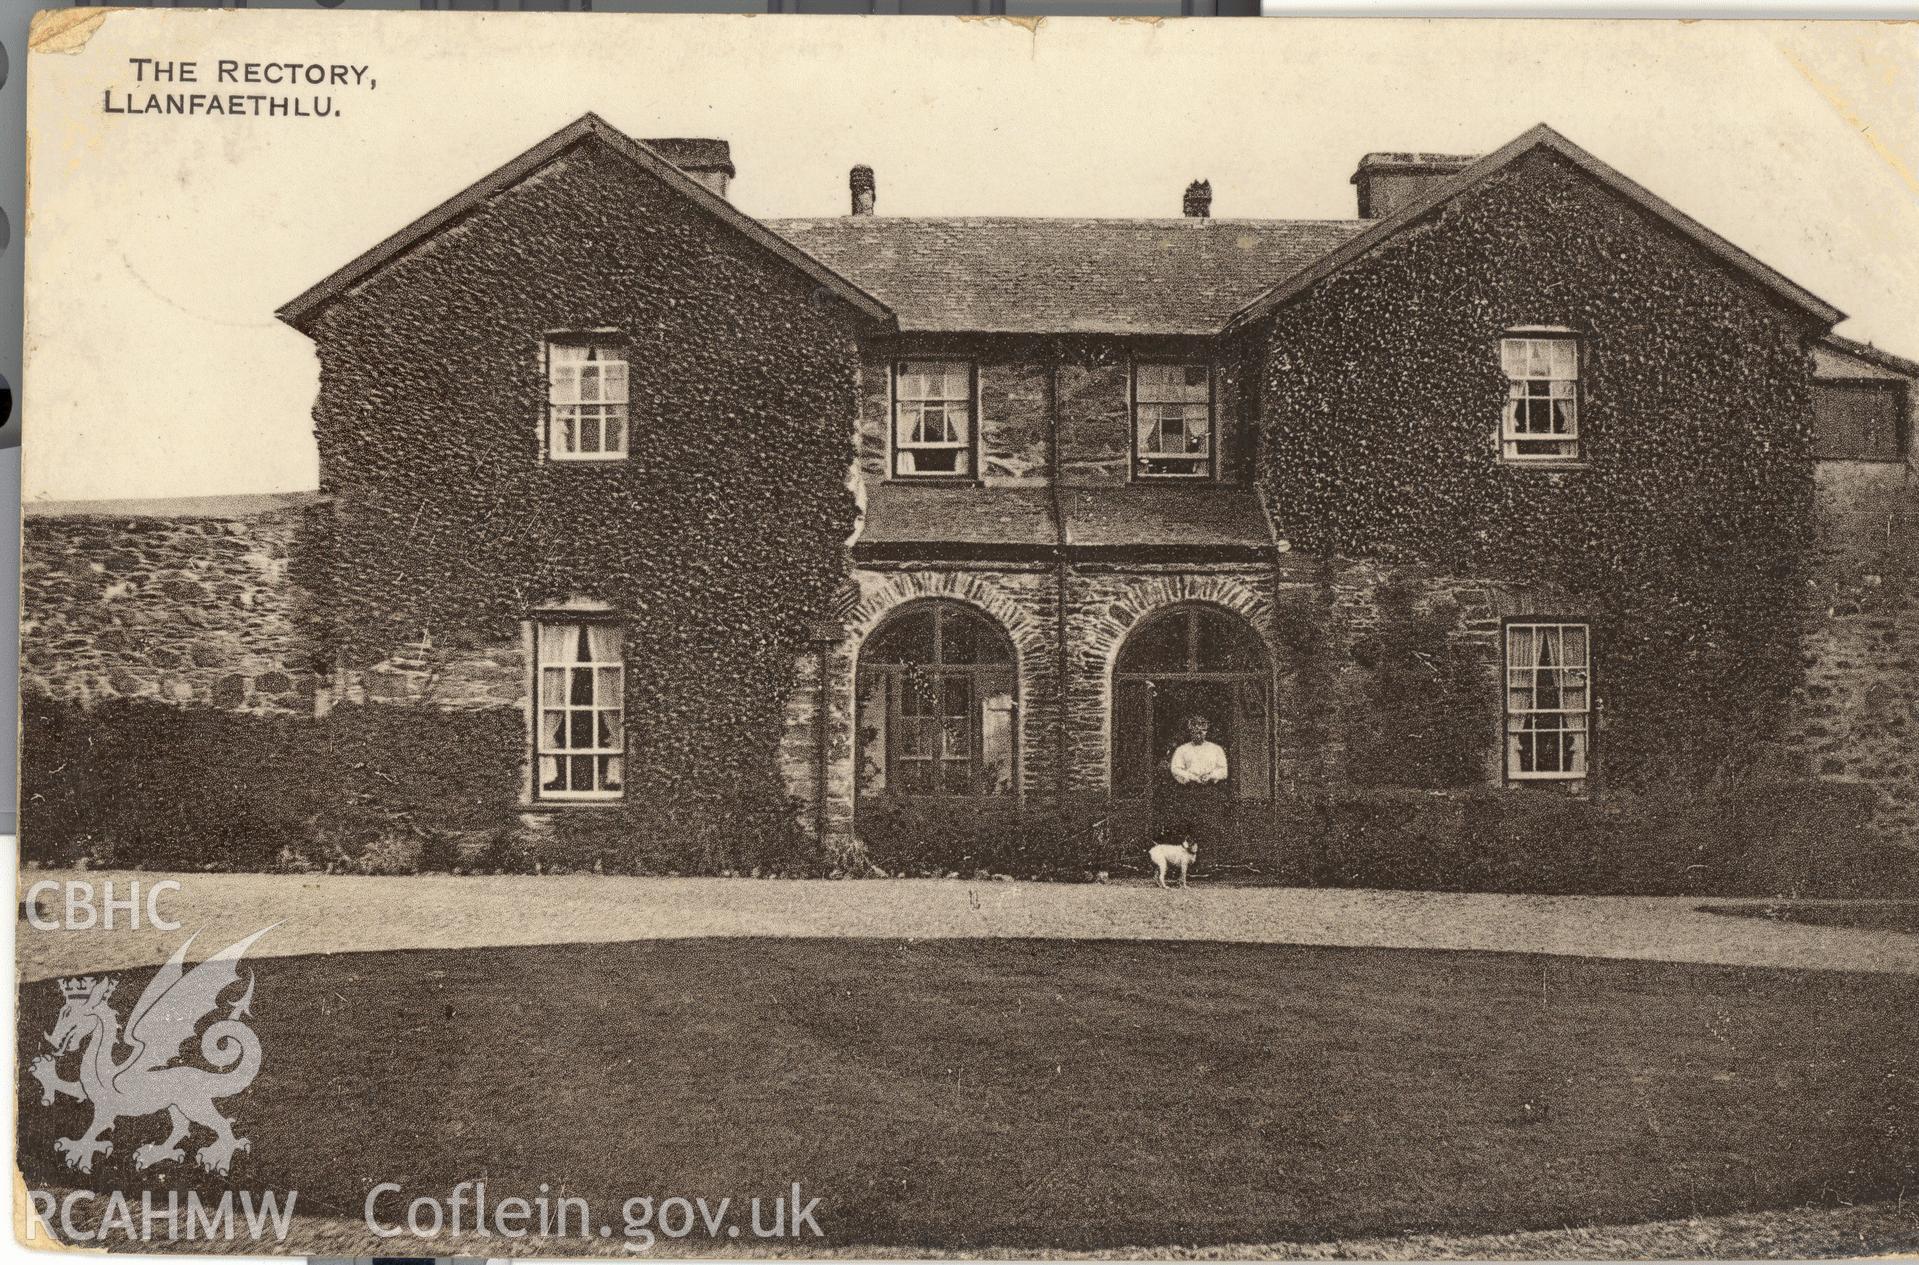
left=1812, top=384, right=1902, bottom=461
left=898, top=361, right=969, bottom=401
left=896, top=762, right=932, bottom=796
left=941, top=760, right=973, bottom=796
left=1137, top=363, right=1209, bottom=403
left=979, top=671, right=1015, bottom=797
left=905, top=717, right=936, bottom=760
left=899, top=673, right=933, bottom=718
left=939, top=607, right=980, bottom=664
left=1196, top=610, right=1265, bottom=672
left=858, top=671, right=889, bottom=795
left=866, top=609, right=937, bottom=664
left=1118, top=612, right=1189, bottom=674
left=941, top=673, right=970, bottom=720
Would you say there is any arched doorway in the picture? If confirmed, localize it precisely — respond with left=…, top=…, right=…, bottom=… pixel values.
left=856, top=601, right=1017, bottom=801
left=1112, top=604, right=1272, bottom=808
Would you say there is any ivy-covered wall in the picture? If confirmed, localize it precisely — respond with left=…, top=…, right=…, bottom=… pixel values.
left=300, top=137, right=870, bottom=848
left=1255, top=149, right=1820, bottom=790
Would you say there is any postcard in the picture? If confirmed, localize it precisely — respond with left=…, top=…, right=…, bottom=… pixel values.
left=16, top=11, right=1919, bottom=1257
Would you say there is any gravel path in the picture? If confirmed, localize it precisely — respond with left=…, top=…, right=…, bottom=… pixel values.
left=18, top=869, right=1919, bottom=981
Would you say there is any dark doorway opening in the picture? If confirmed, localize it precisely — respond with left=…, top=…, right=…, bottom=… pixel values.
left=1112, top=605, right=1272, bottom=837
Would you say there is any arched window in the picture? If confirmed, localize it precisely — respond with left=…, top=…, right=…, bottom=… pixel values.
left=857, top=602, right=1016, bottom=799
left=1113, top=604, right=1271, bottom=800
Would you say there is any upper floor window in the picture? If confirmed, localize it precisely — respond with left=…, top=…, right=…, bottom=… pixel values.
left=1501, top=335, right=1579, bottom=463
left=1134, top=363, right=1214, bottom=479
left=536, top=619, right=624, bottom=801
left=1505, top=621, right=1590, bottom=781
left=893, top=360, right=974, bottom=478
left=1813, top=381, right=1906, bottom=462
left=547, top=339, right=629, bottom=462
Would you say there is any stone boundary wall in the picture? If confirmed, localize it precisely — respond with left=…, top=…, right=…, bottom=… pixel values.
left=22, top=497, right=326, bottom=716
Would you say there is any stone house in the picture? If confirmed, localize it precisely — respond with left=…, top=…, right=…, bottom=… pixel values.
left=24, top=114, right=1917, bottom=861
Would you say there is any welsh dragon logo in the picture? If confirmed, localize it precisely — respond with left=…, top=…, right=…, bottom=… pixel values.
left=31, top=927, right=274, bottom=1176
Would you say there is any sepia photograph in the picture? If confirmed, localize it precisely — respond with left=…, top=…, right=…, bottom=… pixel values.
left=14, top=11, right=1919, bottom=1257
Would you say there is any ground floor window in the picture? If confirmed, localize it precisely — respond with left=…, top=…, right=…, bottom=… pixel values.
left=857, top=601, right=1015, bottom=798
left=1112, top=604, right=1271, bottom=802
left=536, top=619, right=624, bottom=800
left=1505, top=621, right=1590, bottom=780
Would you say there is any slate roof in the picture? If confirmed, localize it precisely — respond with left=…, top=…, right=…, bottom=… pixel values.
left=857, top=485, right=1057, bottom=551
left=1060, top=487, right=1273, bottom=554
left=1817, top=333, right=1919, bottom=380
left=765, top=217, right=1366, bottom=336
left=854, top=483, right=1275, bottom=559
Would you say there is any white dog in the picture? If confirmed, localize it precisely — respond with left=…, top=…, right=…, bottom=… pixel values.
left=1147, top=839, right=1198, bottom=889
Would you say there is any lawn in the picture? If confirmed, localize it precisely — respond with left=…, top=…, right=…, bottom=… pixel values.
left=17, top=939, right=1919, bottom=1253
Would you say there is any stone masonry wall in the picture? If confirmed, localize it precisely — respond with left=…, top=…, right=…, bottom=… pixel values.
left=780, top=553, right=1584, bottom=852
left=781, top=564, right=1061, bottom=849
left=855, top=335, right=1254, bottom=488
left=22, top=500, right=326, bottom=715
left=1786, top=468, right=1919, bottom=844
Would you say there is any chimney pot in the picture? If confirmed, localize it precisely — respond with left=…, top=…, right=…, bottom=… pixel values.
left=1350, top=151, right=1476, bottom=219
left=850, top=164, right=876, bottom=216
left=643, top=138, right=735, bottom=200
left=1183, top=179, right=1212, bottom=219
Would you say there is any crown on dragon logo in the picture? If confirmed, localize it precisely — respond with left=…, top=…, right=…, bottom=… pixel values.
left=58, top=976, right=113, bottom=1002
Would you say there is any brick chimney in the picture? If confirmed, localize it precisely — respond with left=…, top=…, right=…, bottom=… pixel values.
left=644, top=138, right=735, bottom=199
left=1351, top=151, right=1476, bottom=219
left=1182, top=179, right=1212, bottom=219
left=850, top=165, right=876, bottom=216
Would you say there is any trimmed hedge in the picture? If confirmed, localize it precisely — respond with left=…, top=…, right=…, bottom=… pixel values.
left=26, top=695, right=1908, bottom=897
left=19, top=695, right=813, bottom=875
left=1309, top=782, right=1910, bottom=898
left=855, top=783, right=1911, bottom=898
